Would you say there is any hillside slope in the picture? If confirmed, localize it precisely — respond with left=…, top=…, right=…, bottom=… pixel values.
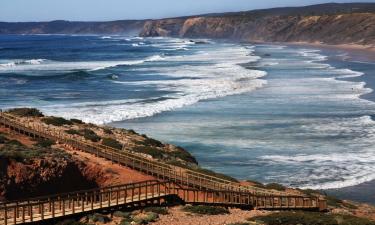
left=0, top=20, right=144, bottom=35
left=140, top=3, right=375, bottom=45
left=1, top=3, right=375, bottom=46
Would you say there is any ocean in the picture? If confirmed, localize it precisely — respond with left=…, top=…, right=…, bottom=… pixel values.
left=1, top=35, right=375, bottom=203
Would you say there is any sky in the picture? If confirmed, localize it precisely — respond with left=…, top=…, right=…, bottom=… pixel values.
left=0, top=0, right=373, bottom=22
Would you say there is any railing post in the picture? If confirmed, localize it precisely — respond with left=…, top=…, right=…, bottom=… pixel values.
left=91, top=193, right=94, bottom=210
left=72, top=197, right=75, bottom=214
left=51, top=199, right=55, bottom=218
left=41, top=203, right=44, bottom=220
left=62, top=199, right=65, bottom=216
left=29, top=204, right=33, bottom=222
left=4, top=205, right=7, bottom=225
left=22, top=205, right=25, bottom=223
left=82, top=194, right=85, bottom=212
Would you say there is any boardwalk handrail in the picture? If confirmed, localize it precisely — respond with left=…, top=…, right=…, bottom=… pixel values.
left=0, top=180, right=174, bottom=225
left=0, top=111, right=293, bottom=197
left=0, top=180, right=161, bottom=208
left=0, top=180, right=327, bottom=225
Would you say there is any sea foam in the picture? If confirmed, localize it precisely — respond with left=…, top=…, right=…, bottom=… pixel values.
left=42, top=45, right=266, bottom=124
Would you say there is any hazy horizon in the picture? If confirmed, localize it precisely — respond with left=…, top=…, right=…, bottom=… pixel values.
left=0, top=0, right=373, bottom=22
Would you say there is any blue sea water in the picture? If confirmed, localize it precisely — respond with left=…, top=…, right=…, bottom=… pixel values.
left=1, top=35, right=375, bottom=202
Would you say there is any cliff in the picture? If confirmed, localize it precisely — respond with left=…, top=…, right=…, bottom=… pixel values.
left=140, top=3, right=375, bottom=46
left=0, top=135, right=100, bottom=200
left=1, top=2, right=375, bottom=46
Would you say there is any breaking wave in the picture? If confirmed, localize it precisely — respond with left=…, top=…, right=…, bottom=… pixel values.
left=42, top=45, right=266, bottom=124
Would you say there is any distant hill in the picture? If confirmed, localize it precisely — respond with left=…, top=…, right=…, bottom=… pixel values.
left=1, top=3, right=375, bottom=46
left=0, top=20, right=144, bottom=35
left=140, top=3, right=375, bottom=45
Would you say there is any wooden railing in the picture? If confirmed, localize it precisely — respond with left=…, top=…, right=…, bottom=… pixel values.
left=0, top=180, right=327, bottom=225
left=0, top=112, right=293, bottom=196
left=0, top=112, right=326, bottom=215
left=0, top=180, right=171, bottom=225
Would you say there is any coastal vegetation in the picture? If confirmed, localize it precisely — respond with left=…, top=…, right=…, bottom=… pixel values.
left=42, top=116, right=73, bottom=126
left=0, top=136, right=67, bottom=162
left=168, top=159, right=238, bottom=182
left=102, top=137, right=123, bottom=150
left=6, top=107, right=197, bottom=164
left=247, top=212, right=375, bottom=225
left=7, top=108, right=44, bottom=117
left=81, top=128, right=101, bottom=142
left=182, top=205, right=229, bottom=215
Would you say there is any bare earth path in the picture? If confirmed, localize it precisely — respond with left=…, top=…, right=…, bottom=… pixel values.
left=66, top=148, right=155, bottom=186
left=152, top=207, right=268, bottom=225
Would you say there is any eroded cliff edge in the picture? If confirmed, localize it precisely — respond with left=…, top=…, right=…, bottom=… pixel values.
left=140, top=3, right=375, bottom=46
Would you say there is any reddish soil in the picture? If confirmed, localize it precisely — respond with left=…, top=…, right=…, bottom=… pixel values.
left=64, top=148, right=155, bottom=187
left=152, top=207, right=268, bottom=225
left=0, top=127, right=36, bottom=147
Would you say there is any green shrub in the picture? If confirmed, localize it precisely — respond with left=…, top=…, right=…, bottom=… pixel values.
left=127, top=129, right=137, bottom=135
left=7, top=108, right=44, bottom=117
left=299, top=188, right=322, bottom=197
left=6, top=139, right=24, bottom=146
left=0, top=143, right=69, bottom=162
left=42, top=117, right=73, bottom=126
left=144, top=138, right=163, bottom=147
left=55, top=219, right=88, bottom=225
left=246, top=179, right=264, bottom=187
left=139, top=134, right=163, bottom=147
left=168, top=160, right=238, bottom=183
left=170, top=147, right=198, bottom=164
left=144, top=207, right=169, bottom=215
left=133, top=212, right=159, bottom=224
left=191, top=167, right=238, bottom=183
left=321, top=194, right=357, bottom=209
left=228, top=223, right=250, bottom=225
left=0, top=144, right=41, bottom=161
left=337, top=214, right=375, bottom=225
left=183, top=205, right=229, bottom=215
left=144, top=212, right=159, bottom=223
left=70, top=118, right=84, bottom=124
left=0, top=134, right=9, bottom=144
left=113, top=211, right=131, bottom=218
left=120, top=219, right=132, bottom=225
left=264, top=183, right=286, bottom=191
left=81, top=129, right=101, bottom=142
left=102, top=138, right=122, bottom=150
left=133, top=146, right=164, bottom=159
left=342, top=201, right=358, bottom=209
left=326, top=195, right=344, bottom=208
left=249, top=212, right=338, bottom=225
left=34, top=138, right=55, bottom=148
left=65, top=129, right=80, bottom=135
left=88, top=213, right=111, bottom=223
left=103, top=128, right=113, bottom=134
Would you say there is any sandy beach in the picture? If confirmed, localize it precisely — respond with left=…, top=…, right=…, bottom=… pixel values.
left=286, top=41, right=375, bottom=62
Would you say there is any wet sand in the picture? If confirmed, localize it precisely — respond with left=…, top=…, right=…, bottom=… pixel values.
left=286, top=42, right=375, bottom=62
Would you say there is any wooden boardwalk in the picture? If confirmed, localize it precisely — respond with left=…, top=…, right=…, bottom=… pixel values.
left=0, top=112, right=327, bottom=224
left=0, top=180, right=324, bottom=225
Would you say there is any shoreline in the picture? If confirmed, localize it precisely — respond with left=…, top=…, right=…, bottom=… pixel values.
left=285, top=41, right=375, bottom=62
left=250, top=40, right=375, bottom=62
left=284, top=41, right=375, bottom=205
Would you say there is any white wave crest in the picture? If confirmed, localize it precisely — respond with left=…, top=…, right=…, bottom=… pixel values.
left=42, top=45, right=266, bottom=124
left=0, top=59, right=46, bottom=68
left=0, top=55, right=165, bottom=73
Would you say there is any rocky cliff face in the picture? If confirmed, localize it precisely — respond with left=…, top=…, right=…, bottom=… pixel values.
left=0, top=156, right=100, bottom=201
left=140, top=13, right=375, bottom=45
left=140, top=3, right=375, bottom=46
